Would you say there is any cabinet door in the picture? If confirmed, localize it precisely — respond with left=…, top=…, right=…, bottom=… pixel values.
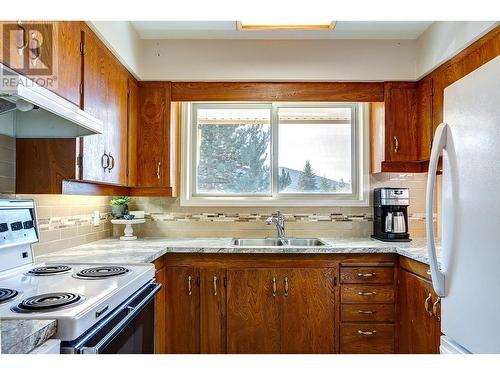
left=386, top=84, right=419, bottom=162
left=104, top=61, right=128, bottom=185
left=81, top=28, right=108, bottom=182
left=397, top=269, right=440, bottom=353
left=281, top=268, right=336, bottom=353
left=154, top=266, right=167, bottom=354
left=127, top=77, right=139, bottom=186
left=53, top=21, right=82, bottom=106
left=227, top=269, right=281, bottom=353
left=200, top=269, right=227, bottom=353
left=137, top=83, right=171, bottom=187
left=165, top=267, right=200, bottom=353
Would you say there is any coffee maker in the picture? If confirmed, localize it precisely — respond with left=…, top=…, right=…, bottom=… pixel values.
left=372, top=188, right=411, bottom=242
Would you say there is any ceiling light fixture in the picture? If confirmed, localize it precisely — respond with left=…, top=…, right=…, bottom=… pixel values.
left=236, top=21, right=336, bottom=31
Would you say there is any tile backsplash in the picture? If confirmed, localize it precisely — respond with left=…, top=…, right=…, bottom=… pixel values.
left=1, top=172, right=434, bottom=257
left=125, top=173, right=433, bottom=240
left=14, top=194, right=113, bottom=257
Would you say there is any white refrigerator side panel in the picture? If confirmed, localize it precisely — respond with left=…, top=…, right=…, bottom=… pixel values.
left=441, top=55, right=500, bottom=353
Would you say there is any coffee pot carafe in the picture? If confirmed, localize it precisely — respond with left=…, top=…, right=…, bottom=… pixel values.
left=372, top=188, right=411, bottom=242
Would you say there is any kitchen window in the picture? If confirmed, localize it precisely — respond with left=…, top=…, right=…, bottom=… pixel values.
left=181, top=102, right=369, bottom=206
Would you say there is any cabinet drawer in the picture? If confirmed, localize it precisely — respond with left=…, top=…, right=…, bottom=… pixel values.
left=340, top=266, right=394, bottom=284
left=341, top=303, right=394, bottom=322
left=340, top=323, right=395, bottom=354
left=341, top=285, right=395, bottom=303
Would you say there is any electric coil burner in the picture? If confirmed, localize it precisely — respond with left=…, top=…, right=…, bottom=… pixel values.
left=12, top=292, right=84, bottom=313
left=27, top=265, right=72, bottom=276
left=0, top=288, right=19, bottom=304
left=74, top=266, right=130, bottom=279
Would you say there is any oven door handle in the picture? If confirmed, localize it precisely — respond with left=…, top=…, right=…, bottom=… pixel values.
left=79, top=282, right=161, bottom=354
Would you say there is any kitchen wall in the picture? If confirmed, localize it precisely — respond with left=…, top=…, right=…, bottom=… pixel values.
left=125, top=173, right=433, bottom=239
left=10, top=194, right=112, bottom=257
left=0, top=134, right=15, bottom=194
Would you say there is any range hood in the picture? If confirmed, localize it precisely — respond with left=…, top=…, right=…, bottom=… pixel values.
left=0, top=63, right=102, bottom=138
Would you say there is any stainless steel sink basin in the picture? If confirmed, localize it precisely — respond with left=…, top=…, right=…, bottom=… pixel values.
left=283, top=238, right=327, bottom=246
left=232, top=238, right=327, bottom=247
left=232, top=238, right=283, bottom=246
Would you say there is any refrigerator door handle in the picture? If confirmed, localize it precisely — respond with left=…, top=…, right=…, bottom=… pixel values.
left=426, top=122, right=447, bottom=297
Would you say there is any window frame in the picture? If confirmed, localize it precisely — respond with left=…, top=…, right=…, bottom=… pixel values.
left=180, top=101, right=369, bottom=207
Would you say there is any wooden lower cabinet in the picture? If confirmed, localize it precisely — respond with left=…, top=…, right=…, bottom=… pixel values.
left=397, top=267, right=441, bottom=354
left=281, top=268, right=336, bottom=354
left=227, top=267, right=336, bottom=354
left=154, top=253, right=440, bottom=354
left=200, top=269, right=227, bottom=353
left=164, top=267, right=200, bottom=353
left=227, top=269, right=281, bottom=353
left=340, top=323, right=395, bottom=354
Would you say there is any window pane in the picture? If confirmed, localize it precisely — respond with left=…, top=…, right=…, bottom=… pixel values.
left=278, top=107, right=352, bottom=193
left=195, top=107, right=271, bottom=194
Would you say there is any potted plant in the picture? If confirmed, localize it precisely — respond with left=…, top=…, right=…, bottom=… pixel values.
left=110, top=196, right=129, bottom=219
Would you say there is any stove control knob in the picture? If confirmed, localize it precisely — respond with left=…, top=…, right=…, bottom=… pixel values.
left=10, top=221, right=23, bottom=231
left=23, top=220, right=34, bottom=229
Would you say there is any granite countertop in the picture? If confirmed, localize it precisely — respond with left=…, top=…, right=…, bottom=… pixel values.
left=1, top=319, right=57, bottom=354
left=36, top=237, right=441, bottom=266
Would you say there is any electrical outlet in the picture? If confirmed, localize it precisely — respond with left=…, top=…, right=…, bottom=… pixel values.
left=93, top=211, right=100, bottom=226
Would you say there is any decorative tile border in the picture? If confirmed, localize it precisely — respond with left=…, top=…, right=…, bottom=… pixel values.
left=139, top=212, right=435, bottom=223
left=37, top=213, right=112, bottom=231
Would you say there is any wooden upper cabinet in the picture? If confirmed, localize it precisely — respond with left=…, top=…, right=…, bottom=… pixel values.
left=81, top=26, right=128, bottom=185
left=52, top=22, right=82, bottom=106
left=226, top=269, right=281, bottom=354
left=281, top=268, right=336, bottom=354
left=385, top=82, right=419, bottom=162
left=137, top=83, right=171, bottom=188
left=165, top=267, right=200, bottom=354
left=397, top=268, right=441, bottom=354
left=127, top=77, right=139, bottom=187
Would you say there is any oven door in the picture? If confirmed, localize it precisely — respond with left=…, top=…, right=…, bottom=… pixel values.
left=62, top=281, right=161, bottom=354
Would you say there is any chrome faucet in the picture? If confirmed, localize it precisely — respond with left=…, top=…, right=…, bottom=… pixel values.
left=266, top=211, right=286, bottom=241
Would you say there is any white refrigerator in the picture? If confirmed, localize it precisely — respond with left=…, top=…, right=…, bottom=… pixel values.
left=426, top=55, right=500, bottom=354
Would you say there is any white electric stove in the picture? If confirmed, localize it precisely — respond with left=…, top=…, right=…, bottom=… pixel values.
left=0, top=199, right=160, bottom=354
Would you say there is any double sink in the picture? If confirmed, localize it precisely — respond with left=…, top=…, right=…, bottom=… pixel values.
left=232, top=238, right=327, bottom=247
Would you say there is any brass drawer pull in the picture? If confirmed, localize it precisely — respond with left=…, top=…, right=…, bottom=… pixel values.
left=284, top=276, right=289, bottom=298
left=393, top=136, right=399, bottom=153
left=188, top=275, right=192, bottom=296
left=156, top=161, right=161, bottom=180
left=272, top=276, right=277, bottom=297
left=424, top=293, right=433, bottom=316
left=357, top=273, right=376, bottom=278
left=358, top=310, right=376, bottom=314
left=358, top=291, right=377, bottom=296
left=213, top=275, right=218, bottom=296
left=358, top=330, right=377, bottom=336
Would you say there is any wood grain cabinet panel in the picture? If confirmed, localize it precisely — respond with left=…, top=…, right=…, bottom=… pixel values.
left=165, top=267, right=200, bottom=353
left=341, top=303, right=394, bottom=323
left=226, top=269, right=281, bottom=354
left=386, top=83, right=419, bottom=162
left=340, top=323, right=395, bottom=354
left=281, top=268, right=336, bottom=354
left=200, top=269, right=227, bottom=354
left=341, top=285, right=395, bottom=304
left=340, top=266, right=394, bottom=284
left=153, top=263, right=166, bottom=354
left=137, top=83, right=171, bottom=188
left=397, top=268, right=441, bottom=354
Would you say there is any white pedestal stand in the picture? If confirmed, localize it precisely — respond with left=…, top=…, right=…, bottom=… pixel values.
left=111, top=219, right=146, bottom=241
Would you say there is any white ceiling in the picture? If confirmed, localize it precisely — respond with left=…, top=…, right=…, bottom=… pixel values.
left=131, top=21, right=434, bottom=40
